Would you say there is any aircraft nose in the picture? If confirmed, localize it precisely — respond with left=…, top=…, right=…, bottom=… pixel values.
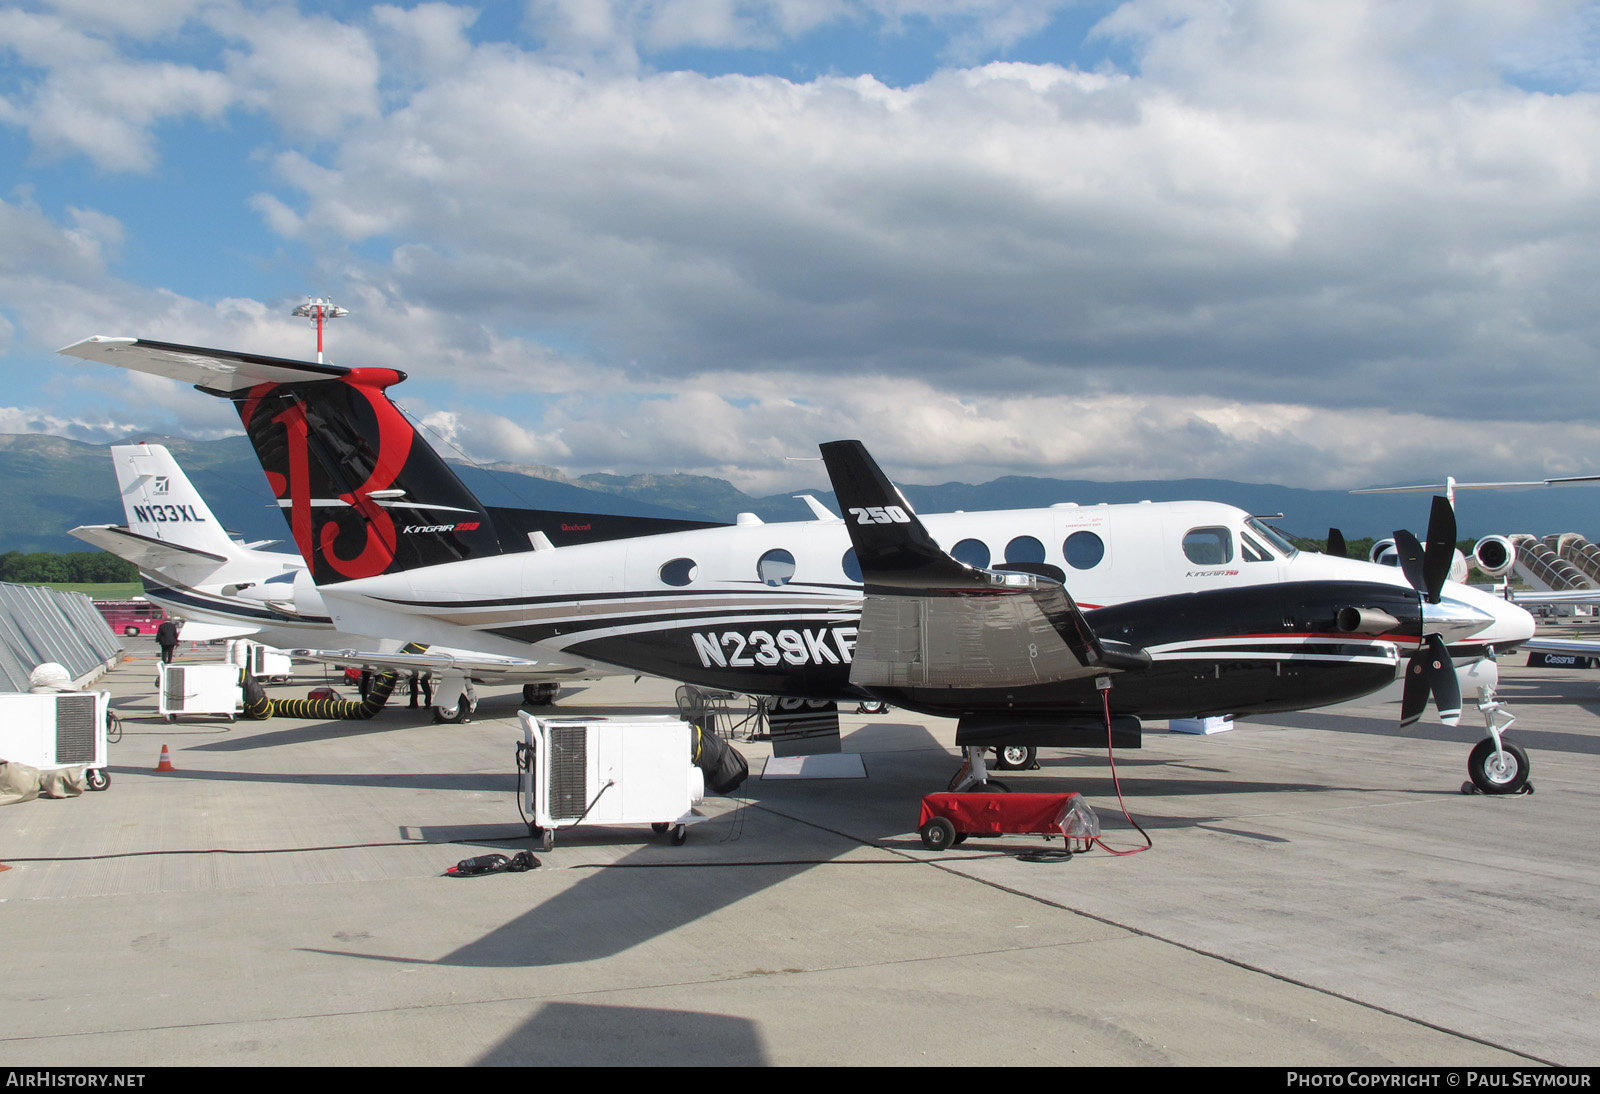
left=1491, top=595, right=1537, bottom=646
left=1422, top=590, right=1535, bottom=646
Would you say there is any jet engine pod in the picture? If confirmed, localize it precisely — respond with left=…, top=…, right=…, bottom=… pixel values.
left=1370, top=538, right=1398, bottom=566
left=1449, top=549, right=1469, bottom=585
left=1473, top=535, right=1516, bottom=579
left=1335, top=607, right=1402, bottom=635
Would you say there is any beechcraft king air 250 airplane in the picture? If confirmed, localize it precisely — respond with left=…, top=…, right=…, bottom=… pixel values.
left=60, top=336, right=1539, bottom=793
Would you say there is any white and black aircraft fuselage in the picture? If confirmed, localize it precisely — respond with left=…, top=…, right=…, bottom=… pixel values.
left=60, top=337, right=1536, bottom=776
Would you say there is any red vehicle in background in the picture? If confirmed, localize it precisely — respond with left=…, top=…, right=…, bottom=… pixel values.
left=94, top=599, right=168, bottom=637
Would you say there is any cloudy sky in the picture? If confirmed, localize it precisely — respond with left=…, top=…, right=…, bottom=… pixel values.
left=4, top=0, right=1600, bottom=496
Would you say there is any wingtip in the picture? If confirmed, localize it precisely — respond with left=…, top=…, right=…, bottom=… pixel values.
left=58, top=335, right=136, bottom=356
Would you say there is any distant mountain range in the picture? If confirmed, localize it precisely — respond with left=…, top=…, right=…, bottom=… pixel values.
left=2, top=431, right=1593, bottom=555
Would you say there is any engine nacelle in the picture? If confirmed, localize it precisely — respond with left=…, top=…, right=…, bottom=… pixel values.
left=228, top=568, right=325, bottom=617
left=1472, top=535, right=1516, bottom=579
left=1370, top=538, right=1468, bottom=583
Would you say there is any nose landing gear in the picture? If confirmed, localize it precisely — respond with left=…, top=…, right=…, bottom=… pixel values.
left=1462, top=678, right=1532, bottom=795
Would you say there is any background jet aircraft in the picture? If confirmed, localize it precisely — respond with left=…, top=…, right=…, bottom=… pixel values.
left=69, top=442, right=633, bottom=719
left=61, top=335, right=1536, bottom=791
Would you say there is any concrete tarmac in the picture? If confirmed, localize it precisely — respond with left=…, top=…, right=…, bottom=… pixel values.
left=2, top=643, right=1597, bottom=1066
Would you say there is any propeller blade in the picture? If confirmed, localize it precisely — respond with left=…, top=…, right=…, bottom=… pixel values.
left=1421, top=496, right=1457, bottom=603
left=1422, top=633, right=1461, bottom=725
left=1400, top=654, right=1431, bottom=727
left=1392, top=529, right=1428, bottom=600
left=1327, top=528, right=1348, bottom=558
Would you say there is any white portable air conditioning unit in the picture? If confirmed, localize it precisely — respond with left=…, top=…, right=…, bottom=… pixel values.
left=227, top=640, right=294, bottom=682
left=248, top=643, right=293, bottom=681
left=0, top=691, right=111, bottom=789
left=517, top=714, right=706, bottom=852
left=158, top=663, right=243, bottom=722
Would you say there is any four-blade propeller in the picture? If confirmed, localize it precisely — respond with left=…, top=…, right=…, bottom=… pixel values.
left=1394, top=497, right=1462, bottom=727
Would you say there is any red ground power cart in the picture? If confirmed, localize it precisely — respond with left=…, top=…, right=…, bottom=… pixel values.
left=918, top=792, right=1099, bottom=852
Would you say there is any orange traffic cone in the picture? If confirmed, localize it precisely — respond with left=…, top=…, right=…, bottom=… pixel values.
left=155, top=744, right=175, bottom=772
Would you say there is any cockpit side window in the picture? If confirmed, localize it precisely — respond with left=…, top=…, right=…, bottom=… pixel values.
left=1246, top=516, right=1299, bottom=558
left=1183, top=527, right=1233, bottom=565
left=1240, top=532, right=1271, bottom=563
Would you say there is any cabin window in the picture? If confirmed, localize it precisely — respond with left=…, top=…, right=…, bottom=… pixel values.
left=1063, top=530, right=1105, bottom=570
left=1005, top=535, right=1046, bottom=564
left=659, top=557, right=699, bottom=586
left=841, top=549, right=862, bottom=583
left=952, top=538, right=991, bottom=569
left=757, top=548, right=797, bottom=586
left=1183, top=527, right=1233, bottom=565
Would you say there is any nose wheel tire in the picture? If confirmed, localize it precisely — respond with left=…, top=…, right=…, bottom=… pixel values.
left=1468, top=737, right=1530, bottom=795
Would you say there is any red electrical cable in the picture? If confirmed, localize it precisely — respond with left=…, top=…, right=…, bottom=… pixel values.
left=1089, top=683, right=1153, bottom=856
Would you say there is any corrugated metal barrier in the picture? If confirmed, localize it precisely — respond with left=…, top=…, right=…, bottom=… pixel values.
left=0, top=584, right=123, bottom=692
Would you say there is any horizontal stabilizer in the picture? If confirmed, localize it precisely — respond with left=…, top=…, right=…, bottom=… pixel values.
left=68, top=524, right=229, bottom=569
left=59, top=337, right=361, bottom=392
left=818, top=440, right=1147, bottom=690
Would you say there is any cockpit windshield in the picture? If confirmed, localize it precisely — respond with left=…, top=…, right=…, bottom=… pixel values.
left=1245, top=517, right=1299, bottom=559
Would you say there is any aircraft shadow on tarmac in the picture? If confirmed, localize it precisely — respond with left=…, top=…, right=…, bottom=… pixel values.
left=1261, top=707, right=1600, bottom=756
left=290, top=723, right=1407, bottom=970
left=1492, top=673, right=1600, bottom=714
left=475, top=1002, right=768, bottom=1065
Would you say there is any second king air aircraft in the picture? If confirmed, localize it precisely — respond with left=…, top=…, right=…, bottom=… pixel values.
left=61, top=337, right=1538, bottom=793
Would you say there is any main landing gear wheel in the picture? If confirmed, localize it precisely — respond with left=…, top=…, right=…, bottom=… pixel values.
left=920, top=816, right=957, bottom=851
left=85, top=768, right=110, bottom=791
left=993, top=744, right=1036, bottom=770
left=522, top=683, right=559, bottom=706
left=1468, top=737, right=1530, bottom=795
left=433, top=696, right=475, bottom=724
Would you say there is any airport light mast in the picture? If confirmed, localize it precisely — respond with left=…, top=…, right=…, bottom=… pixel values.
left=292, top=297, right=348, bottom=362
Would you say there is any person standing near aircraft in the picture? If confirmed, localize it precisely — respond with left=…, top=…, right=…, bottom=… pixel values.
left=156, top=617, right=179, bottom=664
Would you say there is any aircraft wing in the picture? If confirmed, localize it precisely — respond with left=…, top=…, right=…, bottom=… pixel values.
left=1520, top=636, right=1600, bottom=656
left=818, top=439, right=1148, bottom=689
left=1512, top=589, right=1600, bottom=606
left=58, top=336, right=368, bottom=392
left=288, top=647, right=592, bottom=681
left=68, top=524, right=230, bottom=569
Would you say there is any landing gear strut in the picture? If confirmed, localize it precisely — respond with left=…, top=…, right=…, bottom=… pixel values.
left=948, top=746, right=1010, bottom=793
left=1463, top=667, right=1532, bottom=795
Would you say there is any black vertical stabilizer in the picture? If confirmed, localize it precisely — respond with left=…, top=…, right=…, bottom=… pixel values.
left=228, top=369, right=503, bottom=584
